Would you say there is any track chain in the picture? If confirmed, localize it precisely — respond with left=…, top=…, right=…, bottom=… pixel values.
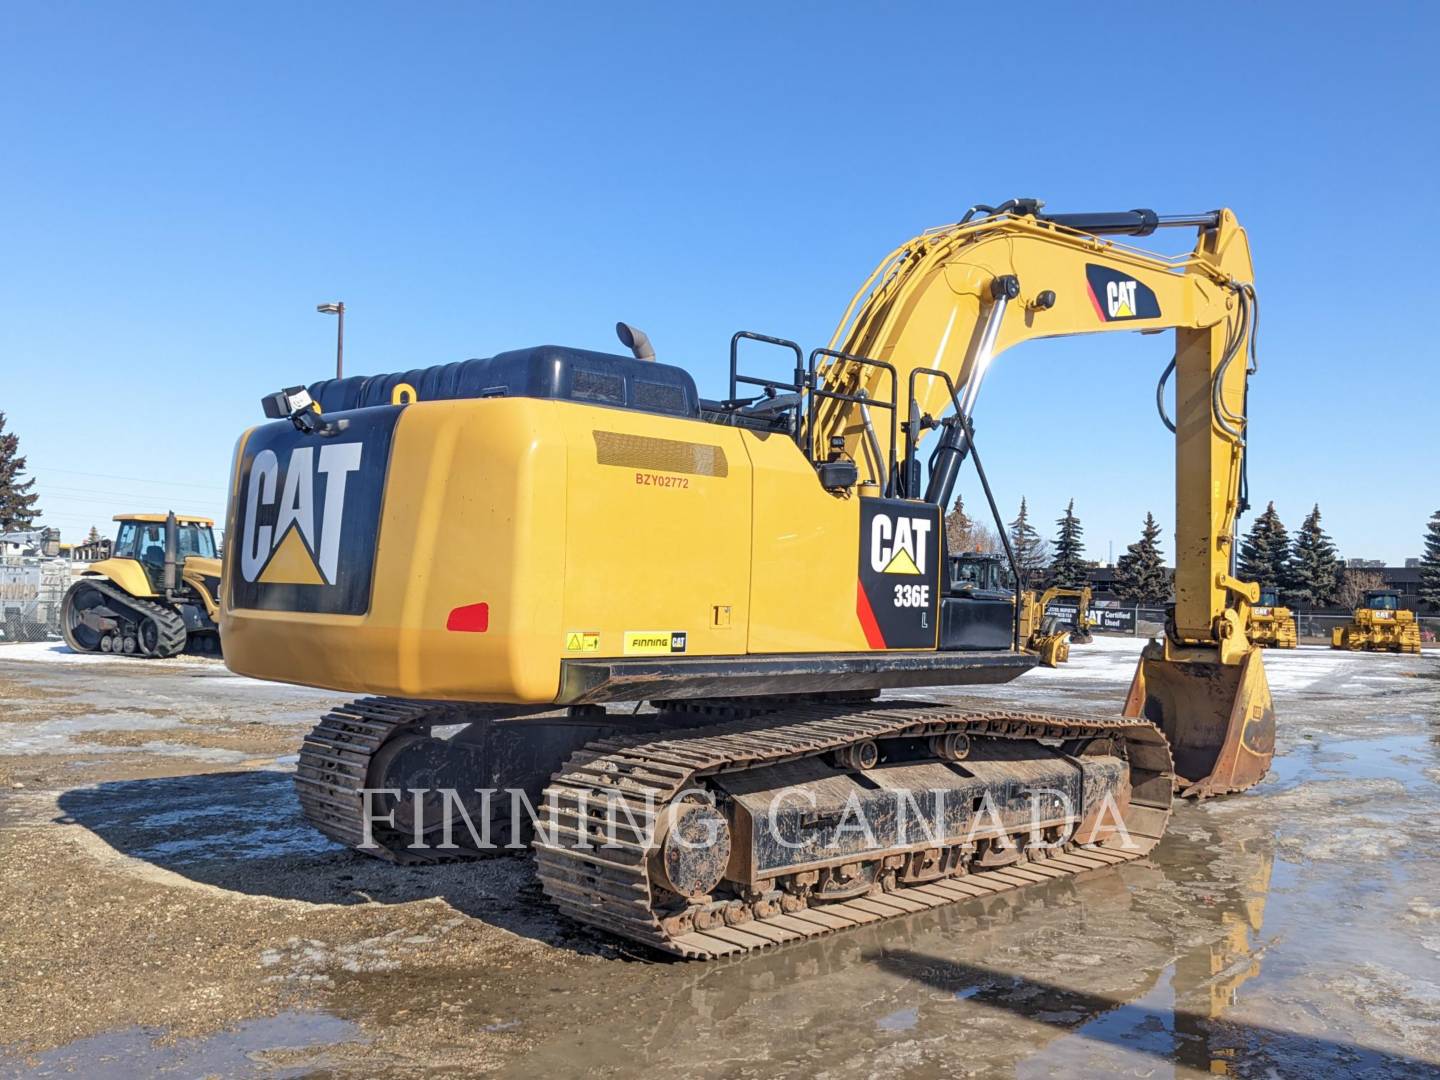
left=535, top=701, right=1174, bottom=959
left=66, top=578, right=188, bottom=658
left=293, top=696, right=483, bottom=865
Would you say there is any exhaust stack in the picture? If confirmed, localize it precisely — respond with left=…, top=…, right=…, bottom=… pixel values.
left=163, top=511, right=178, bottom=595
left=615, top=322, right=655, bottom=361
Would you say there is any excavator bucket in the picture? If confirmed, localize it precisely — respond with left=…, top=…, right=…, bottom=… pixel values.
left=1123, top=642, right=1275, bottom=798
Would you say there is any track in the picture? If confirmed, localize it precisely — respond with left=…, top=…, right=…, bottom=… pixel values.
left=534, top=702, right=1173, bottom=958
left=61, top=578, right=188, bottom=658
left=295, top=697, right=471, bottom=864
left=295, top=697, right=1173, bottom=959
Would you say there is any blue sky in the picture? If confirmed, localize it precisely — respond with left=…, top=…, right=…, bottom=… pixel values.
left=2, top=3, right=1435, bottom=563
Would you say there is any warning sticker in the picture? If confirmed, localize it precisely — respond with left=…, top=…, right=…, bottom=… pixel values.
left=624, top=630, right=688, bottom=655
left=565, top=631, right=600, bottom=652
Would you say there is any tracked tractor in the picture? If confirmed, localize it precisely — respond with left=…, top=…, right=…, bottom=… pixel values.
left=1247, top=587, right=1297, bottom=649
left=222, top=200, right=1273, bottom=958
left=1331, top=590, right=1421, bottom=654
left=62, top=513, right=222, bottom=657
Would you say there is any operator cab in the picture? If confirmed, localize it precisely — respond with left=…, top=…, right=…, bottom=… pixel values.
left=940, top=552, right=1016, bottom=651
left=113, top=515, right=217, bottom=589
left=1257, top=586, right=1279, bottom=607
left=1365, top=590, right=1400, bottom=612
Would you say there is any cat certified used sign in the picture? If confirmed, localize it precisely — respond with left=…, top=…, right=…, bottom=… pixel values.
left=230, top=407, right=398, bottom=615
left=856, top=498, right=940, bottom=650
left=624, top=630, right=688, bottom=655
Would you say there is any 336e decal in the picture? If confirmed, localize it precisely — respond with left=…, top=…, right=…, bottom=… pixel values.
left=856, top=499, right=941, bottom=649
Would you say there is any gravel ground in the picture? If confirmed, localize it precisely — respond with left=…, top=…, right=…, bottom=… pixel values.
left=1, top=637, right=1438, bottom=1078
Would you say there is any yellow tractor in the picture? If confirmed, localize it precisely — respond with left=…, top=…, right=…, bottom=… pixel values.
left=62, top=512, right=222, bottom=657
left=1331, top=589, right=1421, bottom=654
left=222, top=199, right=1274, bottom=957
left=1247, top=586, right=1297, bottom=649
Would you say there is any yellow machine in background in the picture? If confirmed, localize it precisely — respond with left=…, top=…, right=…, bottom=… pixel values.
left=1246, top=587, right=1297, bottom=649
left=62, top=512, right=222, bottom=657
left=1332, top=589, right=1421, bottom=654
left=1019, top=585, right=1094, bottom=666
left=222, top=199, right=1273, bottom=957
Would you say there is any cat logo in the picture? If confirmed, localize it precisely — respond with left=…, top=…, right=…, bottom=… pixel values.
left=870, top=513, right=931, bottom=576
left=1105, top=279, right=1138, bottom=318
left=1084, top=263, right=1161, bottom=322
left=239, top=443, right=363, bottom=586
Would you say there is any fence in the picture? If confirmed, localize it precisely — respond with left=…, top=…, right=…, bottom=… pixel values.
left=0, top=556, right=72, bottom=644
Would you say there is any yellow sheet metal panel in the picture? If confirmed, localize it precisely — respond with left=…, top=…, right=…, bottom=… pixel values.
left=220, top=398, right=568, bottom=703
left=558, top=408, right=751, bottom=659
left=743, top=431, right=870, bottom=654
left=81, top=558, right=156, bottom=598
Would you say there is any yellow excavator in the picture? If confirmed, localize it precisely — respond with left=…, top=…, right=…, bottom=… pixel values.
left=1246, top=586, right=1297, bottom=649
left=62, top=513, right=222, bottom=657
left=1332, top=589, right=1421, bottom=654
left=221, top=199, right=1273, bottom=958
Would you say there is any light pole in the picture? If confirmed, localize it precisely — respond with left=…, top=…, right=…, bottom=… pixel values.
left=316, top=301, right=345, bottom=379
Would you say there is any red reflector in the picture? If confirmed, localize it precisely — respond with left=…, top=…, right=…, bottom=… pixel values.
left=446, top=602, right=489, bottom=633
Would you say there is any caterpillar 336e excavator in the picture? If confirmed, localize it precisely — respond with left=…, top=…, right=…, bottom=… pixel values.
left=221, top=199, right=1274, bottom=958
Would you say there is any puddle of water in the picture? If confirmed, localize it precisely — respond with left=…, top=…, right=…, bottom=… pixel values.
left=8, top=1010, right=362, bottom=1078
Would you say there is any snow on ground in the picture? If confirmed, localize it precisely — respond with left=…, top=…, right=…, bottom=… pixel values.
left=0, top=640, right=219, bottom=668
left=1039, top=634, right=1435, bottom=696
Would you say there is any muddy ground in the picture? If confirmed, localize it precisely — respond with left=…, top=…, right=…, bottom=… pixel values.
left=1, top=638, right=1438, bottom=1078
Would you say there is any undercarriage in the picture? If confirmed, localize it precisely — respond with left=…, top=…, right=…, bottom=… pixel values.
left=60, top=577, right=219, bottom=658
left=296, top=696, right=1173, bottom=958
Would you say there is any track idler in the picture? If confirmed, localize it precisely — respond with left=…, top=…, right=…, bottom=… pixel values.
left=1123, top=642, right=1275, bottom=798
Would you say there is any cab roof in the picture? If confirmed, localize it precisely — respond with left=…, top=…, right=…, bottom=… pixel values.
left=113, top=514, right=215, bottom=526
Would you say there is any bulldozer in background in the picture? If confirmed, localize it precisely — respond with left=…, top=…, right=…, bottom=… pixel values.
left=1331, top=589, right=1421, bottom=654
left=1246, top=586, right=1297, bottom=649
left=61, top=512, right=222, bottom=657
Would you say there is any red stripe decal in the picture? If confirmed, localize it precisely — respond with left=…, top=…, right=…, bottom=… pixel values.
left=1086, top=281, right=1107, bottom=321
left=855, top=580, right=887, bottom=649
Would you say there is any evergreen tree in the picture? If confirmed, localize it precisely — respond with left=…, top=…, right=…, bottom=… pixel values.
left=1420, top=509, right=1440, bottom=611
left=1237, top=501, right=1291, bottom=589
left=1286, top=504, right=1341, bottom=608
left=86, top=525, right=102, bottom=544
left=0, top=412, right=41, bottom=531
left=1114, top=513, right=1171, bottom=605
left=1048, top=499, right=1088, bottom=588
left=1007, top=497, right=1048, bottom=584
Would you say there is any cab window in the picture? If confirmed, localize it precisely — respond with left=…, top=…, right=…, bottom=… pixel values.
left=176, top=525, right=217, bottom=560
left=138, top=525, right=167, bottom=567
left=113, top=522, right=139, bottom=558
